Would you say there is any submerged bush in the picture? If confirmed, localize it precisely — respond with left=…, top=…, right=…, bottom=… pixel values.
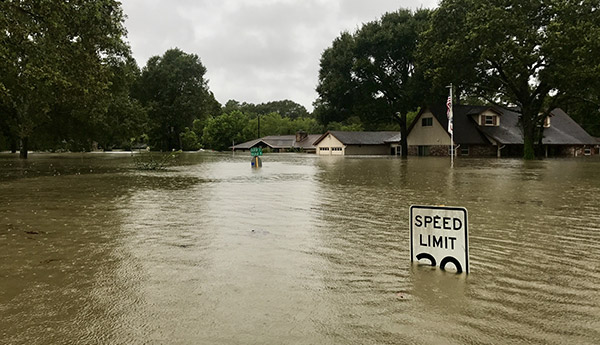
left=132, top=149, right=181, bottom=170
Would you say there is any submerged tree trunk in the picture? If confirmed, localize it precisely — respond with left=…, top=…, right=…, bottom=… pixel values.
left=521, top=110, right=536, bottom=160
left=10, top=138, right=17, bottom=154
left=19, top=136, right=28, bottom=159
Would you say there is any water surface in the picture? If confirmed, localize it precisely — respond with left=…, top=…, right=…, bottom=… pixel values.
left=1, top=152, right=599, bottom=344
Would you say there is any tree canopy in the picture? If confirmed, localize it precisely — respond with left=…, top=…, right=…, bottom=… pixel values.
left=135, top=48, right=218, bottom=151
left=223, top=99, right=310, bottom=119
left=0, top=0, right=131, bottom=157
left=419, top=0, right=600, bottom=158
left=315, top=9, right=434, bottom=156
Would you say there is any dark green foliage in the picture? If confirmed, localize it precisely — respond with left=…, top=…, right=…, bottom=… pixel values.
left=179, top=127, right=200, bottom=151
left=202, top=111, right=249, bottom=151
left=199, top=109, right=323, bottom=151
left=315, top=9, right=433, bottom=156
left=419, top=0, right=600, bottom=158
left=0, top=0, right=131, bottom=158
left=135, top=48, right=218, bottom=151
left=95, top=57, right=147, bottom=151
left=222, top=99, right=309, bottom=119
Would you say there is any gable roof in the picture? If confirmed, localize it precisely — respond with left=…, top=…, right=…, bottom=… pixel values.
left=293, top=134, right=322, bottom=149
left=542, top=108, right=596, bottom=145
left=411, top=105, right=491, bottom=145
left=313, top=131, right=401, bottom=146
left=411, top=105, right=596, bottom=146
left=232, top=134, right=322, bottom=150
left=474, top=107, right=523, bottom=144
left=475, top=107, right=596, bottom=145
left=232, top=138, right=266, bottom=149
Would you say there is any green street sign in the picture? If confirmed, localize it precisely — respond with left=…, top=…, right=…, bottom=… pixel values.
left=251, top=147, right=263, bottom=156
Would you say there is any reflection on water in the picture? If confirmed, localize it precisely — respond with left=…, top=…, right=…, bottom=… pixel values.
left=1, top=153, right=599, bottom=344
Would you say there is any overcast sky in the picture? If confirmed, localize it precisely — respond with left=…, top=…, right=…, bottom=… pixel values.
left=121, top=0, right=439, bottom=111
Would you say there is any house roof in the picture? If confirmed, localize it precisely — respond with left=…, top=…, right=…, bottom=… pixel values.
left=260, top=135, right=296, bottom=149
left=232, top=134, right=322, bottom=150
left=412, top=105, right=595, bottom=146
left=542, top=108, right=597, bottom=145
left=293, top=134, right=322, bottom=149
left=416, top=105, right=491, bottom=145
left=474, top=107, right=523, bottom=145
left=313, top=131, right=401, bottom=146
left=232, top=138, right=265, bottom=149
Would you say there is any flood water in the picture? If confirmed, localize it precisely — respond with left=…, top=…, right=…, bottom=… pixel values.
left=1, top=152, right=599, bottom=344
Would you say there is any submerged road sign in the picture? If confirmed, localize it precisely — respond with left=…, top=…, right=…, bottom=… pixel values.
left=410, top=205, right=469, bottom=273
left=250, top=147, right=263, bottom=156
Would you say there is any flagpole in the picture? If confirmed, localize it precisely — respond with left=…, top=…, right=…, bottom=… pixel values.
left=451, top=84, right=454, bottom=167
left=447, top=83, right=454, bottom=167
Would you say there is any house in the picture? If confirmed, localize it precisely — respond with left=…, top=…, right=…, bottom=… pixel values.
left=232, top=131, right=321, bottom=153
left=313, top=131, right=401, bottom=156
left=406, top=105, right=597, bottom=157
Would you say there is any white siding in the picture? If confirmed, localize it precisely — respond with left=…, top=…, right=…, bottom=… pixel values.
left=315, top=134, right=345, bottom=155
left=407, top=110, right=452, bottom=146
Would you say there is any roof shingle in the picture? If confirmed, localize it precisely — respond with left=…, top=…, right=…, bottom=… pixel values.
left=314, top=131, right=401, bottom=145
left=422, top=105, right=595, bottom=145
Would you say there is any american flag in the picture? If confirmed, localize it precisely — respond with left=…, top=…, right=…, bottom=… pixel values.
left=446, top=94, right=453, bottom=135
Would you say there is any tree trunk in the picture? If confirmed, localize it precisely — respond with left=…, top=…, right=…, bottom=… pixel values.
left=522, top=120, right=536, bottom=160
left=10, top=138, right=17, bottom=153
left=19, top=136, right=28, bottom=159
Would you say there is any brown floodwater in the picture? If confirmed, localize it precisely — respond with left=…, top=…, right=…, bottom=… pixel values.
left=1, top=152, right=599, bottom=344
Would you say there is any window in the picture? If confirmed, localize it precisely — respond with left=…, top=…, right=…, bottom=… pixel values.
left=461, top=146, right=470, bottom=156
left=331, top=147, right=342, bottom=151
left=319, top=147, right=329, bottom=151
left=584, top=148, right=591, bottom=156
left=484, top=115, right=496, bottom=126
left=422, top=117, right=433, bottom=127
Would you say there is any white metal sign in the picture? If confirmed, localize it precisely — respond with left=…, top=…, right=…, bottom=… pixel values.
left=410, top=205, right=469, bottom=273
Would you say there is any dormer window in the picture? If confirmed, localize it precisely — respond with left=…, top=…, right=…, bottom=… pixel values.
left=422, top=117, right=433, bottom=127
left=475, top=110, right=501, bottom=126
left=484, top=115, right=497, bottom=126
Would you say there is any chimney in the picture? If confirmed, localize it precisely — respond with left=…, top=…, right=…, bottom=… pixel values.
left=296, top=130, right=308, bottom=142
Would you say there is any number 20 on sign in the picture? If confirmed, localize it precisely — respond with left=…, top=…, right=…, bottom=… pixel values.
left=410, top=205, right=469, bottom=274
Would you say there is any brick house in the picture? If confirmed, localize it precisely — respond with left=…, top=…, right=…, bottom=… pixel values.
left=406, top=105, right=597, bottom=157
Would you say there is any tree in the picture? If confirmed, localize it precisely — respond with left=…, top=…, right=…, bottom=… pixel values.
left=419, top=0, right=600, bottom=159
left=136, top=48, right=216, bottom=151
left=241, top=112, right=322, bottom=137
left=253, top=100, right=309, bottom=119
left=314, top=32, right=359, bottom=126
left=222, top=99, right=310, bottom=119
left=202, top=111, right=250, bottom=151
left=315, top=9, right=433, bottom=157
left=0, top=0, right=131, bottom=158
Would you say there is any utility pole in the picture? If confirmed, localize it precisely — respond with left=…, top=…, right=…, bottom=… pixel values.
left=257, top=114, right=261, bottom=138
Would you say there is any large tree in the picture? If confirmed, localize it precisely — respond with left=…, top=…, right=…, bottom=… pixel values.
left=202, top=110, right=250, bottom=151
left=419, top=0, right=600, bottom=159
left=94, top=57, right=147, bottom=150
left=222, top=99, right=310, bottom=119
left=315, top=9, right=433, bottom=157
left=136, top=48, right=217, bottom=151
left=0, top=0, right=131, bottom=158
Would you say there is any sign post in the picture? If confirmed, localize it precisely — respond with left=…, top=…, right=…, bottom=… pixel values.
left=410, top=205, right=469, bottom=273
left=250, top=147, right=263, bottom=168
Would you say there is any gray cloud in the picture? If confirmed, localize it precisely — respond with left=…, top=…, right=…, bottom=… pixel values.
left=121, top=0, right=438, bottom=110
